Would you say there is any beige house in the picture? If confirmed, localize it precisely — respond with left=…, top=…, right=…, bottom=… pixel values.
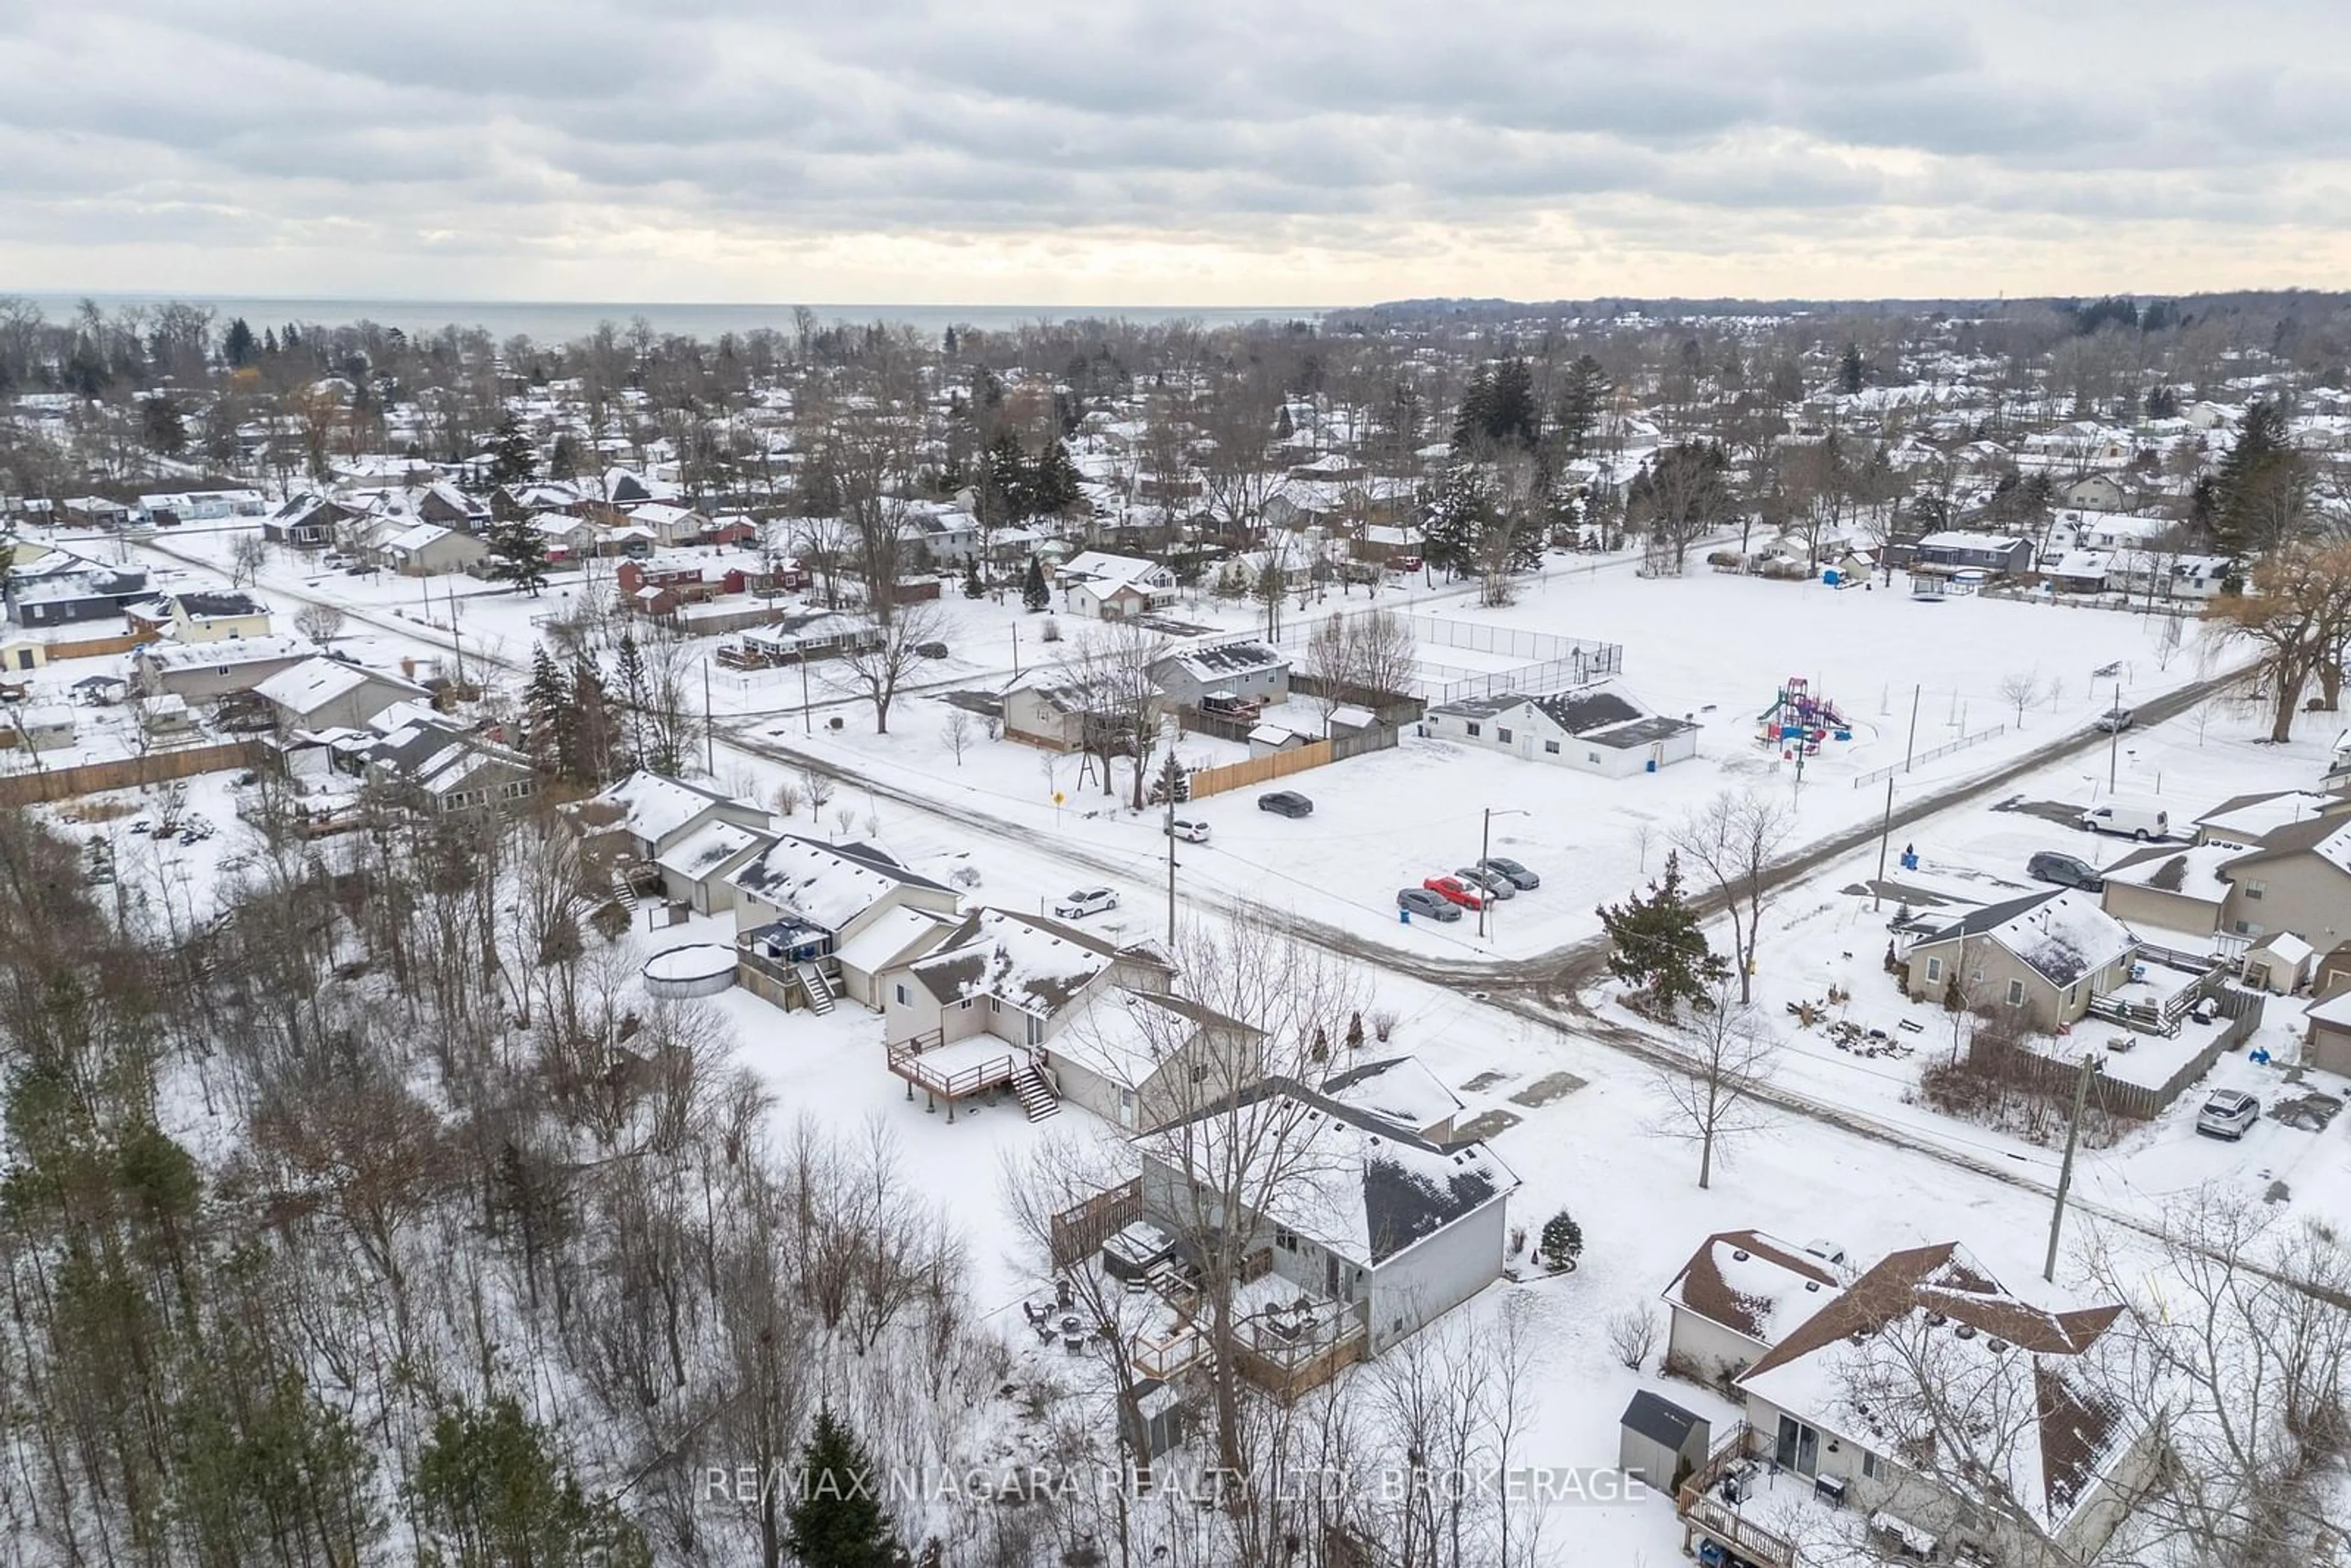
left=1709, top=1240, right=2153, bottom=1568
left=1660, top=1229, right=1846, bottom=1389
left=2099, top=842, right=2237, bottom=940
left=380, top=522, right=489, bottom=576
left=1900, top=890, right=2138, bottom=1033
left=2211, top=815, right=2351, bottom=951
left=727, top=835, right=964, bottom=1010
left=129, top=590, right=274, bottom=644
left=880, top=909, right=1169, bottom=1056
left=2304, top=988, right=2351, bottom=1076
left=1041, top=986, right=1263, bottom=1131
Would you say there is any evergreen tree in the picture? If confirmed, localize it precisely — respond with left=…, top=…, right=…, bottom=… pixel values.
left=1274, top=403, right=1295, bottom=440
left=568, top=655, right=617, bottom=782
left=1453, top=358, right=1540, bottom=452
left=1553, top=354, right=1608, bottom=457
left=2214, top=399, right=2306, bottom=559
left=1030, top=439, right=1082, bottom=516
left=141, top=394, right=187, bottom=457
left=1595, top=852, right=1727, bottom=1013
left=942, top=324, right=959, bottom=356
left=1021, top=555, right=1050, bottom=612
left=222, top=317, right=257, bottom=368
left=1421, top=468, right=1494, bottom=577
left=408, top=1395, right=648, bottom=1568
left=547, top=432, right=582, bottom=481
left=486, top=415, right=539, bottom=489
left=486, top=516, right=550, bottom=596
left=784, top=1406, right=900, bottom=1568
left=523, top=645, right=572, bottom=776
left=984, top=432, right=1031, bottom=525
left=962, top=559, right=984, bottom=599
left=1539, top=1209, right=1584, bottom=1272
left=1837, top=343, right=1867, bottom=396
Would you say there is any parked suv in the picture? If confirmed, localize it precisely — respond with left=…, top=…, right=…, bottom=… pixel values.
left=2093, top=707, right=2134, bottom=733
left=2195, top=1089, right=2260, bottom=1141
left=1258, top=790, right=1314, bottom=818
left=2028, top=852, right=2104, bottom=893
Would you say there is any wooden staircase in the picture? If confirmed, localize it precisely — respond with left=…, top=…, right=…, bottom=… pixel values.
left=793, top=962, right=836, bottom=1015
left=1013, top=1065, right=1061, bottom=1122
left=607, top=865, right=642, bottom=914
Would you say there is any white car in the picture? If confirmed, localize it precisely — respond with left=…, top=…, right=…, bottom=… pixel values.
left=2194, top=1089, right=2259, bottom=1141
left=1054, top=887, right=1120, bottom=919
left=1164, top=817, right=1210, bottom=843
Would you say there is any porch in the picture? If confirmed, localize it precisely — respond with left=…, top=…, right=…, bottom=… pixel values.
left=887, top=1027, right=1024, bottom=1121
left=1678, top=1424, right=1800, bottom=1568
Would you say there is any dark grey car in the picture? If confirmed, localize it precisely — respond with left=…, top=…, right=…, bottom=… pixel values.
left=1477, top=857, right=1540, bottom=890
left=1397, top=887, right=1462, bottom=921
left=2028, top=851, right=2104, bottom=893
left=1258, top=790, right=1314, bottom=818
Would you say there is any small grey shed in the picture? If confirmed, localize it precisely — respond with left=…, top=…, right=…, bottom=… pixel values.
left=1618, top=1389, right=1709, bottom=1495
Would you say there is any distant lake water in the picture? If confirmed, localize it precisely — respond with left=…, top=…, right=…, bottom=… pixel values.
left=20, top=294, right=1325, bottom=343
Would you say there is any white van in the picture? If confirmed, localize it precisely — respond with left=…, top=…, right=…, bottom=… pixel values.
left=2078, top=801, right=2169, bottom=840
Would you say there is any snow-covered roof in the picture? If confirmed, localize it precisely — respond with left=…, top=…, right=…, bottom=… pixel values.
left=138, top=633, right=315, bottom=672
left=384, top=522, right=455, bottom=553
left=905, top=907, right=1146, bottom=1018
left=730, top=834, right=944, bottom=931
left=1317, top=1056, right=1461, bottom=1136
left=589, top=770, right=759, bottom=847
left=1911, top=890, right=2135, bottom=988
left=1053, top=987, right=1256, bottom=1089
left=2098, top=844, right=2238, bottom=902
left=2193, top=790, right=2341, bottom=845
left=1736, top=1243, right=2130, bottom=1537
left=1150, top=1078, right=1519, bottom=1268
left=654, top=819, right=770, bottom=882
left=1058, top=550, right=1173, bottom=591
left=1916, top=530, right=2028, bottom=552
left=833, top=903, right=958, bottom=978
left=253, top=656, right=424, bottom=716
left=1662, top=1229, right=1845, bottom=1345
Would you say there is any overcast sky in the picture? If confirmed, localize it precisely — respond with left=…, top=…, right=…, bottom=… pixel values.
left=4, top=0, right=2349, bottom=306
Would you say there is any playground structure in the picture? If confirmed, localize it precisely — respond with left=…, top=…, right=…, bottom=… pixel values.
left=1758, top=677, right=1851, bottom=757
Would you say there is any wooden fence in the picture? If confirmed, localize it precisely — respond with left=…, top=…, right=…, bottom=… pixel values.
left=1050, top=1176, right=1144, bottom=1269
left=1970, top=987, right=2264, bottom=1122
left=1185, top=724, right=1398, bottom=800
left=0, top=740, right=261, bottom=807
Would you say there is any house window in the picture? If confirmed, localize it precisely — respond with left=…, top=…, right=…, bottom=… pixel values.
left=1496, top=727, right=1513, bottom=744
left=958, top=998, right=973, bottom=1011
left=1862, top=1451, right=1885, bottom=1482
left=216, top=666, right=231, bottom=675
left=1774, top=1415, right=1821, bottom=1477
left=2006, top=978, right=2026, bottom=1007
left=2232, top=919, right=2251, bottom=935
left=1465, top=722, right=1481, bottom=738
left=1924, top=956, right=1943, bottom=984
left=2064, top=983, right=2078, bottom=1006
left=1275, top=1226, right=1300, bottom=1253
left=2243, top=880, right=2265, bottom=901
left=1025, top=1014, right=1045, bottom=1046
left=1543, top=740, right=1560, bottom=754
left=1586, top=751, right=1601, bottom=764
left=893, top=983, right=910, bottom=1007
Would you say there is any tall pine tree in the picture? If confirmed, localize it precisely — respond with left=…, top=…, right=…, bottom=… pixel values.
left=784, top=1406, right=901, bottom=1568
left=1021, top=555, right=1050, bottom=612
left=486, top=516, right=550, bottom=596
left=523, top=645, right=572, bottom=776
left=486, top=415, right=539, bottom=489
left=1595, top=852, right=1727, bottom=1014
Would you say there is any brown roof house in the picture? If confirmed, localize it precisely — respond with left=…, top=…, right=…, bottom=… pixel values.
left=1726, top=1243, right=2150, bottom=1568
left=1899, top=890, right=2138, bottom=1033
left=1662, top=1229, right=1848, bottom=1389
left=1667, top=1231, right=2151, bottom=1568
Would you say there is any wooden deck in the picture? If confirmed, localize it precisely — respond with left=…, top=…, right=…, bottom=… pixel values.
left=887, top=1029, right=1021, bottom=1121
left=1678, top=1424, right=1798, bottom=1568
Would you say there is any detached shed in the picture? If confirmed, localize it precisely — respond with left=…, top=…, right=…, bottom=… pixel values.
left=1618, top=1390, right=1709, bottom=1495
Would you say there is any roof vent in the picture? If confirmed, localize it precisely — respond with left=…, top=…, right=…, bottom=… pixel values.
left=1954, top=1324, right=1978, bottom=1340
left=1805, top=1281, right=1821, bottom=1292
left=1987, top=1338, right=2008, bottom=1354
left=1926, top=1313, right=1949, bottom=1328
left=1731, top=1249, right=1752, bottom=1262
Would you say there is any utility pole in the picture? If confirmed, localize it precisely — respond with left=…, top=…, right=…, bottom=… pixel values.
left=1011, top=625, right=1021, bottom=678
left=1161, top=719, right=1180, bottom=947
left=2107, top=679, right=2123, bottom=792
left=1479, top=807, right=1493, bottom=940
left=1873, top=775, right=1895, bottom=911
left=1904, top=683, right=1921, bottom=771
left=2044, top=1052, right=2101, bottom=1283
left=703, top=657, right=714, bottom=775
left=800, top=655, right=812, bottom=736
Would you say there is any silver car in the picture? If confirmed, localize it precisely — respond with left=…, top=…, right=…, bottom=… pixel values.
left=1454, top=865, right=1517, bottom=899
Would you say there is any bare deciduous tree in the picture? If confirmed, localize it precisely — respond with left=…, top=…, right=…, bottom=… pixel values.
left=827, top=600, right=945, bottom=734
left=294, top=600, right=347, bottom=645
left=1673, top=789, right=1794, bottom=1005
left=1652, top=982, right=1779, bottom=1188
left=940, top=708, right=973, bottom=767
left=1999, top=668, right=2047, bottom=727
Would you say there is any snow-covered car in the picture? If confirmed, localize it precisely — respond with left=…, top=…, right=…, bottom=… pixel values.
left=1454, top=866, right=1517, bottom=899
left=1477, top=857, right=1540, bottom=890
left=2093, top=707, right=2135, bottom=733
left=1053, top=887, right=1120, bottom=920
left=1164, top=817, right=1210, bottom=843
left=1422, top=876, right=1488, bottom=912
left=2195, top=1089, right=2259, bottom=1141
left=1397, top=887, right=1461, bottom=922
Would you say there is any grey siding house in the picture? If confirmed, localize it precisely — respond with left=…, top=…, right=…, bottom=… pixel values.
left=1899, top=889, right=2137, bottom=1032
left=1149, top=640, right=1292, bottom=708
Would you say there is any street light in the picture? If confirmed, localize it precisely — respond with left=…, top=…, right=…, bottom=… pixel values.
left=1479, top=806, right=1529, bottom=941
